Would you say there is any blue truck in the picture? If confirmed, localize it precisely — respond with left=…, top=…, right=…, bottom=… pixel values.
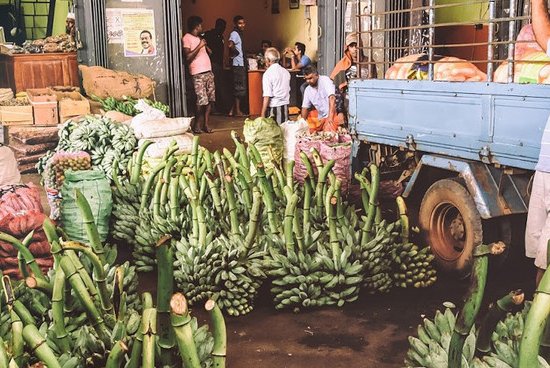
left=346, top=0, right=549, bottom=275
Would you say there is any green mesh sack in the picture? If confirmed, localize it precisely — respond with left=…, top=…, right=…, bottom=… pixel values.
left=60, top=170, right=112, bottom=243
left=243, top=116, right=283, bottom=172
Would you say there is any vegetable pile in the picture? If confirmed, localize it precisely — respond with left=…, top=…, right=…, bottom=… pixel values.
left=111, top=131, right=437, bottom=315
left=37, top=116, right=137, bottom=179
left=0, top=192, right=227, bottom=368
left=96, top=96, right=170, bottom=116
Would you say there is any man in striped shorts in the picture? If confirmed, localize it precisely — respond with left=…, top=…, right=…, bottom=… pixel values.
left=260, top=48, right=291, bottom=124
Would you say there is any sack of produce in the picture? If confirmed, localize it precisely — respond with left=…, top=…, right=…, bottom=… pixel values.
left=243, top=117, right=284, bottom=172
left=280, top=119, right=308, bottom=162
left=131, top=99, right=166, bottom=126
left=0, top=183, right=43, bottom=218
left=494, top=51, right=550, bottom=84
left=60, top=170, right=112, bottom=244
left=131, top=117, right=192, bottom=139
left=79, top=65, right=155, bottom=100
left=385, top=54, right=425, bottom=80
left=433, top=57, right=487, bottom=82
left=516, top=24, right=543, bottom=60
left=293, top=131, right=339, bottom=184
left=139, top=134, right=194, bottom=159
left=319, top=139, right=352, bottom=194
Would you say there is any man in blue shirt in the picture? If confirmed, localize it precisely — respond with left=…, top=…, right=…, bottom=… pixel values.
left=285, top=42, right=311, bottom=72
left=228, top=15, right=247, bottom=117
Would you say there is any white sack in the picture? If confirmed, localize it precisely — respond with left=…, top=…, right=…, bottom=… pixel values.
left=281, top=119, right=308, bottom=161
left=139, top=134, right=194, bottom=159
left=132, top=117, right=193, bottom=139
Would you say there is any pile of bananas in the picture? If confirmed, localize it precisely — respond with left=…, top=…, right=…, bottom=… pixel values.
left=37, top=116, right=137, bottom=179
left=391, top=242, right=437, bottom=289
left=97, top=96, right=170, bottom=116
left=359, top=221, right=395, bottom=294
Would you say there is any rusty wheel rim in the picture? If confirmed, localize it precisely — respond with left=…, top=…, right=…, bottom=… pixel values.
left=429, top=202, right=466, bottom=262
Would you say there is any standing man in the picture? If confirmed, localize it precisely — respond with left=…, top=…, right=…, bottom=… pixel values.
left=228, top=15, right=247, bottom=117
left=261, top=48, right=290, bottom=124
left=204, top=18, right=227, bottom=114
left=300, top=65, right=337, bottom=132
left=183, top=16, right=215, bottom=133
left=526, top=0, right=550, bottom=285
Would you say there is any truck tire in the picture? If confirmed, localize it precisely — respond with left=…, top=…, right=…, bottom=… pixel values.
left=419, top=179, right=482, bottom=276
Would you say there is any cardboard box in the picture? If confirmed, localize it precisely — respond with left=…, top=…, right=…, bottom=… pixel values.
left=27, top=88, right=58, bottom=126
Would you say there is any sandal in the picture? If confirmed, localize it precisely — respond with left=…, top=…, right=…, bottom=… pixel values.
left=192, top=128, right=203, bottom=134
left=203, top=127, right=213, bottom=133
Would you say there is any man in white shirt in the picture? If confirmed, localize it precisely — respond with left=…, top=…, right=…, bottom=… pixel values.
left=301, top=65, right=337, bottom=129
left=261, top=48, right=290, bottom=124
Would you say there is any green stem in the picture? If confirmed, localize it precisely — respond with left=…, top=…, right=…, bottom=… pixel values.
left=286, top=160, right=295, bottom=189
left=328, top=195, right=340, bottom=258
left=206, top=299, right=227, bottom=368
left=0, top=336, right=8, bottom=368
left=170, top=293, right=202, bottom=368
left=449, top=243, right=504, bottom=367
left=476, top=290, right=525, bottom=355
left=244, top=187, right=262, bottom=252
left=24, top=275, right=52, bottom=297
left=0, top=232, right=44, bottom=281
left=10, top=309, right=23, bottom=366
left=205, top=172, right=223, bottom=215
left=17, top=231, right=34, bottom=279
left=364, top=164, right=380, bottom=242
left=22, top=324, right=62, bottom=368
left=396, top=196, right=409, bottom=243
left=140, top=162, right=167, bottom=211
left=191, top=135, right=200, bottom=171
left=231, top=131, right=250, bottom=171
left=141, top=308, right=157, bottom=368
left=131, top=140, right=153, bottom=185
left=12, top=300, right=34, bottom=326
left=160, top=158, right=177, bottom=208
left=314, top=160, right=336, bottom=209
left=156, top=236, right=175, bottom=363
left=224, top=175, right=240, bottom=236
left=303, top=179, right=313, bottom=247
left=75, top=189, right=105, bottom=264
left=354, top=171, right=371, bottom=214
left=51, top=268, right=70, bottom=353
left=105, top=340, right=128, bottom=368
left=284, top=194, right=299, bottom=254
left=169, top=175, right=180, bottom=222
left=299, top=152, right=316, bottom=189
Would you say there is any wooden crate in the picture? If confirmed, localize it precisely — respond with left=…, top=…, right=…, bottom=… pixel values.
left=27, top=88, right=58, bottom=126
left=53, top=91, right=90, bottom=122
left=0, top=104, right=33, bottom=123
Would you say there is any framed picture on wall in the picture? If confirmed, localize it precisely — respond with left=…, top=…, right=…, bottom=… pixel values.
left=289, top=0, right=299, bottom=9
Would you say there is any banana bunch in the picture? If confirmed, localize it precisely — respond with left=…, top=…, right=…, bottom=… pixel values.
left=38, top=116, right=137, bottom=179
left=267, top=245, right=328, bottom=311
left=358, top=221, right=395, bottom=294
left=95, top=96, right=170, bottom=116
left=174, top=234, right=221, bottom=305
left=106, top=261, right=140, bottom=311
left=213, top=235, right=266, bottom=316
left=405, top=306, right=473, bottom=368
left=133, top=210, right=159, bottom=272
left=110, top=182, right=141, bottom=245
left=391, top=241, right=437, bottom=289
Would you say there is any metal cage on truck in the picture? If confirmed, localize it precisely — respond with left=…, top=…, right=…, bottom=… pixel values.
left=347, top=0, right=550, bottom=275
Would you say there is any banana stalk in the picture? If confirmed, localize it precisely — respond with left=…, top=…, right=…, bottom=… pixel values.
left=0, top=232, right=45, bottom=281
left=284, top=194, right=300, bottom=254
left=476, top=290, right=525, bottom=355
left=206, top=299, right=227, bottom=368
left=0, top=336, right=8, bottom=368
left=17, top=231, right=34, bottom=279
left=127, top=294, right=153, bottom=368
left=105, top=340, right=128, bottom=368
left=224, top=175, right=240, bottom=236
left=24, top=276, right=52, bottom=297
left=156, top=235, right=175, bottom=364
left=51, top=268, right=71, bottom=353
left=10, top=309, right=23, bottom=366
left=140, top=161, right=167, bottom=211
left=131, top=140, right=153, bottom=185
left=170, top=293, right=202, bottom=368
left=22, top=324, right=62, bottom=368
left=141, top=308, right=157, bottom=368
left=244, top=187, right=262, bottom=252
left=364, top=164, right=380, bottom=242
left=75, top=189, right=106, bottom=264
left=396, top=196, right=409, bottom=243
left=448, top=242, right=505, bottom=367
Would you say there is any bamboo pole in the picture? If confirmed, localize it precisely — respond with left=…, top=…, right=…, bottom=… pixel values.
left=206, top=299, right=227, bottom=368
left=141, top=308, right=157, bottom=368
left=105, top=340, right=128, bottom=368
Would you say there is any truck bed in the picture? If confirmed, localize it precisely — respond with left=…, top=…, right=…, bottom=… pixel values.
left=349, top=80, right=550, bottom=171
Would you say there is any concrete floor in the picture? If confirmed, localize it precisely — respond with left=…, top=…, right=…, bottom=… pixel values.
left=22, top=115, right=535, bottom=367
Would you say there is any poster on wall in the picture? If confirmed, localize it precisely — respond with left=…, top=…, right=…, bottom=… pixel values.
left=122, top=9, right=156, bottom=57
left=106, top=8, right=124, bottom=44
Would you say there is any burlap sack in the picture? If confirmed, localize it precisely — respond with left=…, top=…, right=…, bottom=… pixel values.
left=79, top=65, right=155, bottom=100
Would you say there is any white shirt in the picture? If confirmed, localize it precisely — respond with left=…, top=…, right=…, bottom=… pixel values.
left=302, top=75, right=336, bottom=118
left=262, top=63, right=291, bottom=107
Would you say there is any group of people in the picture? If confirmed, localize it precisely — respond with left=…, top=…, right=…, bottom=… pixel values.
left=183, top=13, right=359, bottom=133
left=183, top=15, right=248, bottom=134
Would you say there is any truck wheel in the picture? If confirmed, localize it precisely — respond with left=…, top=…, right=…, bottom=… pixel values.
left=419, top=179, right=482, bottom=276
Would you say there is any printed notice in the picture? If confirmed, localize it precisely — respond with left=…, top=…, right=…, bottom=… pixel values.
left=106, top=8, right=123, bottom=44
left=122, top=9, right=156, bottom=57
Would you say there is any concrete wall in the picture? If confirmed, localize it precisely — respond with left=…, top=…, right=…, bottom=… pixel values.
left=181, top=0, right=318, bottom=61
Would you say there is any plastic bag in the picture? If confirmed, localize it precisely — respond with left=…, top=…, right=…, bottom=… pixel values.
left=139, top=134, right=194, bottom=159
left=281, top=119, right=308, bottom=162
left=60, top=170, right=112, bottom=244
left=243, top=117, right=284, bottom=172
left=130, top=99, right=167, bottom=126
left=319, top=138, right=352, bottom=194
left=0, top=183, right=43, bottom=219
left=0, top=146, right=21, bottom=187
left=132, top=117, right=193, bottom=139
